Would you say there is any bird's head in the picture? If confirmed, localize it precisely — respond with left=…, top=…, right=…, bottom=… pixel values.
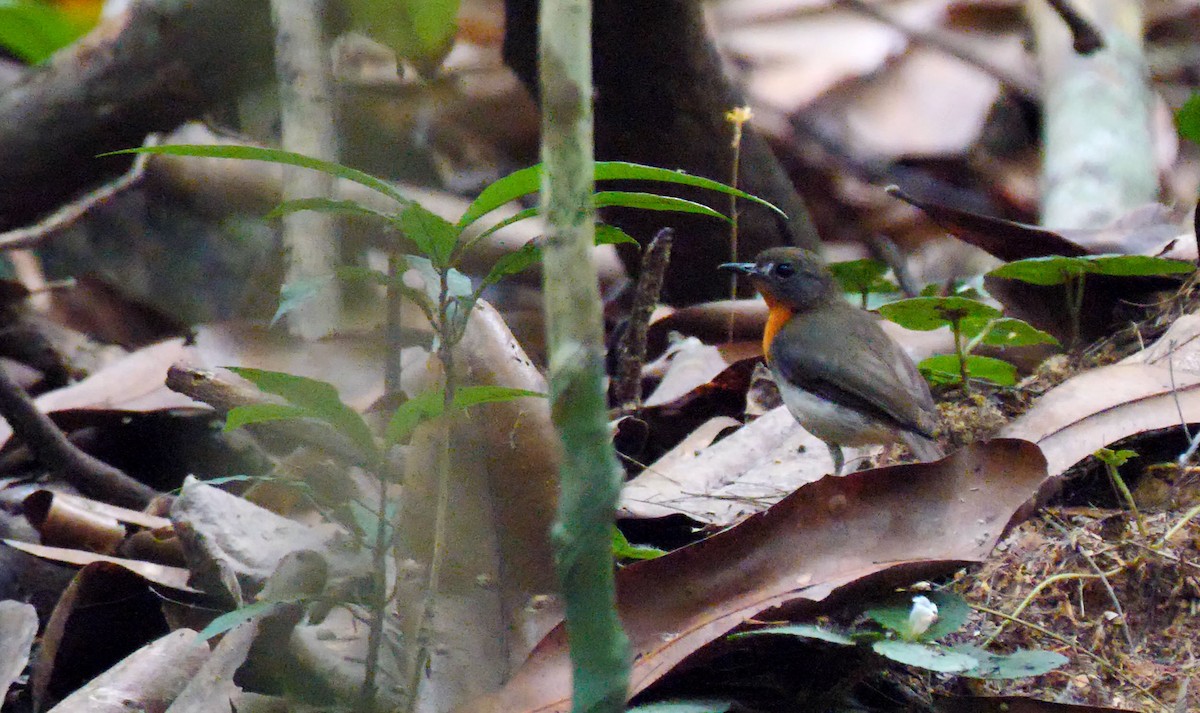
left=719, top=247, right=837, bottom=312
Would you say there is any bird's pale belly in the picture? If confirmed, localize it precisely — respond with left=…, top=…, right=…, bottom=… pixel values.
left=774, top=375, right=897, bottom=446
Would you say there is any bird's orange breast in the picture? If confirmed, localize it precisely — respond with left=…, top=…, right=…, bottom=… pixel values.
left=761, top=294, right=793, bottom=365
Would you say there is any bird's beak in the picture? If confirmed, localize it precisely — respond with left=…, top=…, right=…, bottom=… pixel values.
left=718, top=261, right=757, bottom=275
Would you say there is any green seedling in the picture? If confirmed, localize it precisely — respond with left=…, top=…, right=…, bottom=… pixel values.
left=829, top=258, right=899, bottom=309
left=737, top=591, right=1067, bottom=680
left=1095, top=448, right=1147, bottom=537
left=987, top=254, right=1194, bottom=349
left=878, top=296, right=1057, bottom=392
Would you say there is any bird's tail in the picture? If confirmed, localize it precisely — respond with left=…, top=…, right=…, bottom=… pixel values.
left=901, top=431, right=945, bottom=463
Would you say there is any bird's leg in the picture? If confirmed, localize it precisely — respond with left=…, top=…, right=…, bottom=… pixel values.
left=824, top=440, right=845, bottom=475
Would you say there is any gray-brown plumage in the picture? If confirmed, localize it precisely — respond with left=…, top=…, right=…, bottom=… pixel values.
left=720, top=247, right=942, bottom=473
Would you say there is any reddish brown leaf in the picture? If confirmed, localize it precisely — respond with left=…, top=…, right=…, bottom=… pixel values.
left=465, top=440, right=1047, bottom=713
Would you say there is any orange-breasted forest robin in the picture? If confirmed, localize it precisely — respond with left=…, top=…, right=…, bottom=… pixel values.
left=720, top=247, right=943, bottom=474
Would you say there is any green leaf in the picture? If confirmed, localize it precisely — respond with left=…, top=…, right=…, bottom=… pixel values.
left=196, top=597, right=306, bottom=641
left=481, top=241, right=541, bottom=287
left=398, top=203, right=461, bottom=268
left=626, top=701, right=733, bottom=713
left=951, top=645, right=1069, bottom=680
left=1094, top=447, right=1138, bottom=468
left=453, top=385, right=545, bottom=409
left=1087, top=254, right=1195, bottom=277
left=733, top=623, right=855, bottom=646
left=224, top=403, right=314, bottom=432
left=611, top=526, right=666, bottom=561
left=878, top=296, right=1001, bottom=332
left=987, top=256, right=1099, bottom=285
left=0, top=0, right=81, bottom=63
left=102, top=144, right=412, bottom=206
left=348, top=0, right=459, bottom=71
left=594, top=224, right=639, bottom=247
left=829, top=259, right=898, bottom=296
left=271, top=276, right=334, bottom=326
left=385, top=388, right=445, bottom=446
left=226, top=367, right=379, bottom=461
left=871, top=640, right=978, bottom=673
left=457, top=161, right=786, bottom=229
left=865, top=591, right=971, bottom=642
left=594, top=162, right=785, bottom=218
left=468, top=206, right=541, bottom=247
left=1177, top=92, right=1200, bottom=145
left=969, top=317, right=1059, bottom=348
left=266, top=197, right=397, bottom=224
left=593, top=191, right=729, bottom=223
left=919, top=354, right=1017, bottom=387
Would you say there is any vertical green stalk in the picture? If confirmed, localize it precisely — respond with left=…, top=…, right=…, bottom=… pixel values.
left=539, top=0, right=631, bottom=711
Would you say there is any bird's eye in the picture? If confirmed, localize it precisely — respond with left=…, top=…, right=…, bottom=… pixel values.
left=774, top=262, right=795, bottom=278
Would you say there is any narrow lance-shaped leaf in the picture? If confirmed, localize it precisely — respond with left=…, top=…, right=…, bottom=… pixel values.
left=385, top=387, right=445, bottom=447
left=266, top=197, right=398, bottom=224
left=226, top=367, right=379, bottom=461
left=101, top=144, right=412, bottom=206
left=397, top=202, right=460, bottom=268
left=593, top=191, right=729, bottom=222
left=224, top=403, right=314, bottom=432
left=457, top=160, right=787, bottom=229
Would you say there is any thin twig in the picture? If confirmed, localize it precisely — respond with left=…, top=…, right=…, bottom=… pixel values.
left=1044, top=516, right=1136, bottom=652
left=0, top=135, right=155, bottom=251
left=614, top=228, right=673, bottom=411
left=0, top=364, right=157, bottom=508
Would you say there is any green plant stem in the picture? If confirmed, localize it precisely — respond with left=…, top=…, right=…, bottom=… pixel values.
left=540, top=0, right=631, bottom=710
left=358, top=474, right=391, bottom=713
left=952, top=318, right=971, bottom=394
left=1104, top=460, right=1148, bottom=537
left=405, top=269, right=459, bottom=710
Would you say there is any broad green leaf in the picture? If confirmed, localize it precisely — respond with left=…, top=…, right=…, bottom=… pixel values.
left=593, top=191, right=729, bottom=223
left=266, top=197, right=397, bottom=224
left=919, top=354, right=1017, bottom=387
left=594, top=224, right=639, bottom=247
left=196, top=597, right=306, bottom=641
left=733, top=623, right=855, bottom=646
left=385, top=388, right=445, bottom=446
left=829, top=259, right=897, bottom=296
left=626, top=701, right=734, bottom=713
left=878, top=297, right=1000, bottom=332
left=969, top=317, right=1059, bottom=348
left=224, top=403, right=313, bottom=432
left=1087, top=254, right=1194, bottom=277
left=987, top=256, right=1099, bottom=285
left=226, top=367, right=378, bottom=461
left=951, top=645, right=1068, bottom=680
left=457, top=161, right=786, bottom=229
left=871, top=640, right=977, bottom=673
left=271, top=276, right=333, bottom=326
left=481, top=241, right=541, bottom=287
left=103, top=145, right=411, bottom=206
left=865, top=592, right=971, bottom=643
left=453, top=385, right=545, bottom=409
left=611, top=526, right=666, bottom=561
left=398, top=203, right=460, bottom=268
left=1177, top=92, right=1200, bottom=144
left=0, top=0, right=80, bottom=63
left=348, top=0, right=459, bottom=72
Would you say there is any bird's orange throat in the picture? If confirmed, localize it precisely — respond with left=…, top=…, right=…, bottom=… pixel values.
left=761, top=293, right=793, bottom=364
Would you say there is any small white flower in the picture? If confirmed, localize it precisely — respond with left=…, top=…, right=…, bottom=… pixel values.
left=907, top=595, right=939, bottom=638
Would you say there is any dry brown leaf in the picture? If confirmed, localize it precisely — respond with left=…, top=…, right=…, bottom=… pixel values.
left=620, top=407, right=834, bottom=524
left=3, top=539, right=197, bottom=592
left=466, top=439, right=1047, bottom=713
left=43, top=627, right=209, bottom=713
left=643, top=338, right=731, bottom=408
left=1000, top=362, right=1200, bottom=477
left=23, top=491, right=127, bottom=555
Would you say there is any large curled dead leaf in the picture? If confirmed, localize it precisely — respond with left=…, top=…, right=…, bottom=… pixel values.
left=464, top=440, right=1047, bottom=713
left=1002, top=314, right=1200, bottom=476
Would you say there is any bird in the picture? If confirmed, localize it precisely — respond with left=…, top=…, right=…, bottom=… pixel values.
left=720, top=247, right=943, bottom=474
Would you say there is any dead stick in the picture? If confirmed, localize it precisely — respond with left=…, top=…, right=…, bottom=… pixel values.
left=615, top=228, right=674, bottom=411
left=1045, top=0, right=1104, bottom=55
left=0, top=365, right=157, bottom=508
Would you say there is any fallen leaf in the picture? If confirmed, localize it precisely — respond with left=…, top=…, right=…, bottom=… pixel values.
left=466, top=440, right=1047, bottom=713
